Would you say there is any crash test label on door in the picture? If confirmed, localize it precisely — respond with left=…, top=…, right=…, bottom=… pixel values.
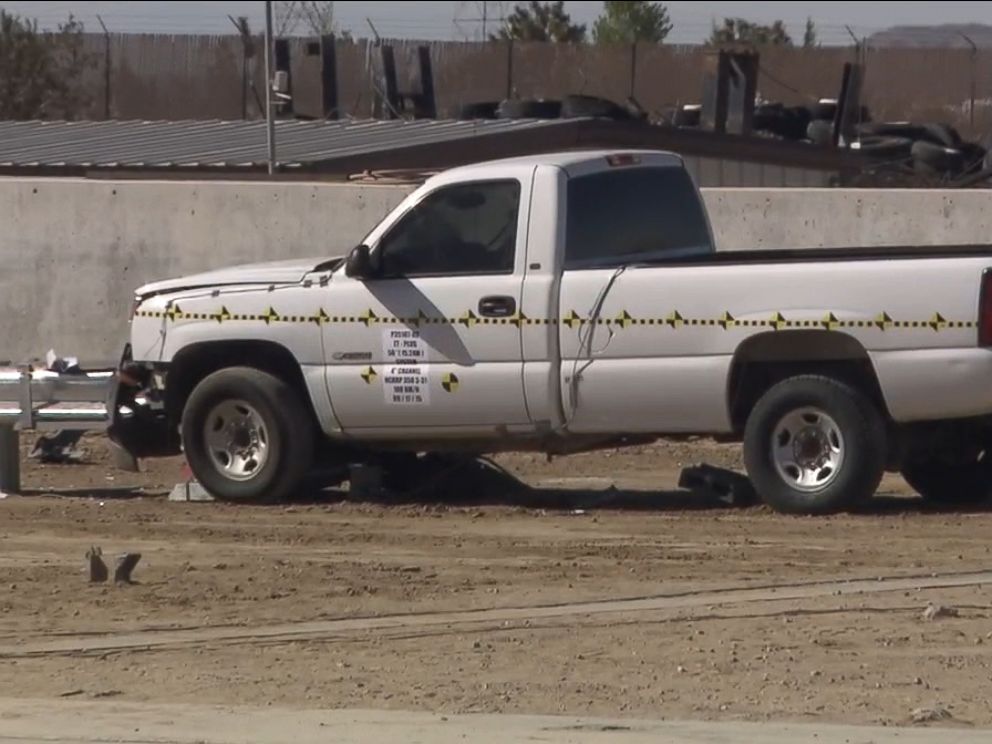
left=382, top=329, right=430, bottom=404
left=383, top=365, right=430, bottom=405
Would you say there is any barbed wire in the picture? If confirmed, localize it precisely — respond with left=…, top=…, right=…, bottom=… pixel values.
left=0, top=3, right=987, bottom=46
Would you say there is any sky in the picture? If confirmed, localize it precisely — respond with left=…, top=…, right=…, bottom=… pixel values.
left=1, top=1, right=991, bottom=44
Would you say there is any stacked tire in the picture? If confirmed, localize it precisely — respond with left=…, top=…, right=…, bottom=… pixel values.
left=855, top=121, right=986, bottom=178
left=456, top=94, right=642, bottom=122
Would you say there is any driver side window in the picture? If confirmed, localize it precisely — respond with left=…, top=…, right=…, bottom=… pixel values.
left=378, top=180, right=520, bottom=277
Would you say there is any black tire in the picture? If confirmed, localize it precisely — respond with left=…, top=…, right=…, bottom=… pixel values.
left=743, top=376, right=887, bottom=515
left=902, top=456, right=992, bottom=505
left=181, top=367, right=314, bottom=503
left=810, top=101, right=837, bottom=122
left=857, top=135, right=914, bottom=160
left=753, top=104, right=810, bottom=141
left=496, top=98, right=562, bottom=119
left=560, top=94, right=630, bottom=120
left=806, top=119, right=834, bottom=146
left=912, top=140, right=965, bottom=174
left=920, top=122, right=962, bottom=148
left=457, top=101, right=499, bottom=120
left=857, top=121, right=960, bottom=148
left=673, top=105, right=701, bottom=127
left=959, top=142, right=987, bottom=174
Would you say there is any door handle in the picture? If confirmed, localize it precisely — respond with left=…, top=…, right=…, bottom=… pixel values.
left=478, top=295, right=516, bottom=317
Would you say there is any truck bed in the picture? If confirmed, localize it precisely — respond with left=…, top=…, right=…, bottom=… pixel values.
left=671, top=244, right=992, bottom=267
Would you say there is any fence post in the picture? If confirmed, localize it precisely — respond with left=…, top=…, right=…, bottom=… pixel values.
left=629, top=42, right=637, bottom=99
left=320, top=34, right=339, bottom=119
left=0, top=426, right=19, bottom=495
left=505, top=40, right=514, bottom=99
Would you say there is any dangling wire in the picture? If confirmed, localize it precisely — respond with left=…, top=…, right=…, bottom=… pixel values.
left=559, top=264, right=629, bottom=432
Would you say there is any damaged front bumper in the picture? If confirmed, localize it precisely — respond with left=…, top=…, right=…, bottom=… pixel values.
left=107, top=345, right=180, bottom=465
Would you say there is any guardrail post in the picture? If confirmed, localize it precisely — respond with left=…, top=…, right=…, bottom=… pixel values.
left=0, top=426, right=19, bottom=494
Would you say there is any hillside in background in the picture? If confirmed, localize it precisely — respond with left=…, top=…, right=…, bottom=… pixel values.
left=869, top=23, right=992, bottom=48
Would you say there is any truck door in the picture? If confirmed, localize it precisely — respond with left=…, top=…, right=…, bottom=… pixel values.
left=556, top=159, right=721, bottom=433
left=322, top=177, right=532, bottom=434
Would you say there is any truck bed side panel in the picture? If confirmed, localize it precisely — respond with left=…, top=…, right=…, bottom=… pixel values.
left=558, top=257, right=992, bottom=433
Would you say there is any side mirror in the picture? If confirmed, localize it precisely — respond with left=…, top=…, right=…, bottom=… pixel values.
left=345, top=244, right=375, bottom=279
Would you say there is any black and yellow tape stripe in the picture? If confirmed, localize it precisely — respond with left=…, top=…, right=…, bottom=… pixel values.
left=134, top=306, right=977, bottom=332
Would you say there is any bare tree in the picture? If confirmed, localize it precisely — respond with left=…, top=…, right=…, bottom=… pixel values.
left=274, top=1, right=299, bottom=35
left=275, top=1, right=350, bottom=37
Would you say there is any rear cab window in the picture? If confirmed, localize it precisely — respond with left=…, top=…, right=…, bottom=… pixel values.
left=565, top=163, right=713, bottom=270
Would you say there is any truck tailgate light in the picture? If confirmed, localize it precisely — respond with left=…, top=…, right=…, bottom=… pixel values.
left=606, top=154, right=640, bottom=167
left=979, top=268, right=992, bottom=347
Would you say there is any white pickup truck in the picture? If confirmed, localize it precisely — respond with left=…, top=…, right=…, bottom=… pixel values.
left=114, top=150, right=992, bottom=514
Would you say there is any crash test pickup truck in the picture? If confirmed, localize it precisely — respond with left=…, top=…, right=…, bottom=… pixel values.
left=113, top=149, right=992, bottom=514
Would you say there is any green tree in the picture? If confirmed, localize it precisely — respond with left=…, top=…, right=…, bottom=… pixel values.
left=491, top=1, right=586, bottom=43
left=0, top=10, right=90, bottom=119
left=593, top=1, right=672, bottom=44
left=802, top=17, right=817, bottom=48
left=709, top=17, right=793, bottom=46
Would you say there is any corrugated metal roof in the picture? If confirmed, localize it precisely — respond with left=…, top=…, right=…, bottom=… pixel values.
left=0, top=118, right=573, bottom=169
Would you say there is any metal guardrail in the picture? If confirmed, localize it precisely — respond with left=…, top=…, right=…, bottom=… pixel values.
left=0, top=367, right=118, bottom=494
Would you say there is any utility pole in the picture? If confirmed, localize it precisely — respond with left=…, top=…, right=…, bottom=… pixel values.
left=960, top=33, right=977, bottom=129
left=264, top=0, right=277, bottom=176
left=96, top=15, right=111, bottom=119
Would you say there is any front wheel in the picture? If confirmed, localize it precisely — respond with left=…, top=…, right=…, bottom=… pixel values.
left=743, top=376, right=887, bottom=515
left=181, top=367, right=314, bottom=502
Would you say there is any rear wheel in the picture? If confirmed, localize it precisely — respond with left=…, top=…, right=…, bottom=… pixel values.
left=181, top=367, right=314, bottom=502
left=743, top=376, right=887, bottom=514
left=902, top=453, right=992, bottom=506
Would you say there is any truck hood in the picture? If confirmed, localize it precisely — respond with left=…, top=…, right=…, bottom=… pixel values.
left=135, top=256, right=340, bottom=297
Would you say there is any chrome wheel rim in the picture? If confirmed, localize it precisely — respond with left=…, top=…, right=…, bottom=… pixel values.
left=203, top=400, right=269, bottom=481
left=771, top=407, right=844, bottom=492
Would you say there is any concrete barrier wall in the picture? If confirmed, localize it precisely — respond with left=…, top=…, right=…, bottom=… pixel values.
left=704, top=189, right=992, bottom=252
left=3, top=178, right=992, bottom=363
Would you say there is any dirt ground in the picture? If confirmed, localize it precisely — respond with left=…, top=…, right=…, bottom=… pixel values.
left=3, top=435, right=992, bottom=728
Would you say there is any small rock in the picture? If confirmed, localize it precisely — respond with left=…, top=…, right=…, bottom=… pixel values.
left=911, top=706, right=952, bottom=724
left=677, top=665, right=686, bottom=673
left=922, top=604, right=958, bottom=621
left=472, top=641, right=482, bottom=650
left=810, top=670, right=822, bottom=677
left=59, top=689, right=84, bottom=697
left=399, top=565, right=421, bottom=573
left=914, top=677, right=923, bottom=686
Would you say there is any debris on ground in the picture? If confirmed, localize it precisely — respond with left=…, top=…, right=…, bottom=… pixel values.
left=678, top=464, right=758, bottom=507
left=167, top=480, right=215, bottom=502
left=922, top=603, right=959, bottom=621
left=86, top=547, right=108, bottom=583
left=29, top=430, right=86, bottom=464
left=26, top=350, right=88, bottom=464
left=911, top=706, right=952, bottom=723
left=113, top=553, right=141, bottom=584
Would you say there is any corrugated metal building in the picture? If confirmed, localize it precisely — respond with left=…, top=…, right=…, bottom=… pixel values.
left=0, top=118, right=865, bottom=186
